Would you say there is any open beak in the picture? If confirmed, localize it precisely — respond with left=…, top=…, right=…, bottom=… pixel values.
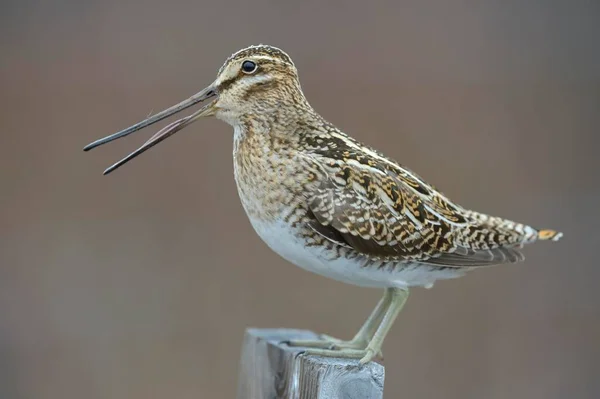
left=84, top=83, right=217, bottom=175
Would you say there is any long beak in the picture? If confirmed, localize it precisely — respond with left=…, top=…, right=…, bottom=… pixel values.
left=84, top=84, right=217, bottom=175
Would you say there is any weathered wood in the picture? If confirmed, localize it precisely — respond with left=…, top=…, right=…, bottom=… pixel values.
left=236, top=328, right=385, bottom=399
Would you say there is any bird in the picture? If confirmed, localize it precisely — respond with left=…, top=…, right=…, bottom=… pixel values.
left=83, top=44, right=563, bottom=364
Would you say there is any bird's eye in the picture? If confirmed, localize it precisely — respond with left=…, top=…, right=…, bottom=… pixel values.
left=241, top=60, right=257, bottom=74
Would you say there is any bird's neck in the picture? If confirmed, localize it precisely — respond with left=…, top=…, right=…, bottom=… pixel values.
left=231, top=103, right=321, bottom=222
left=234, top=101, right=322, bottom=147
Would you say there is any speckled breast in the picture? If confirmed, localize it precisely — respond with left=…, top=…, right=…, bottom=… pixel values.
left=232, top=126, right=314, bottom=224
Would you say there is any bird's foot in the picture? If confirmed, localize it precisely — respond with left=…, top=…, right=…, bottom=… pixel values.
left=284, top=334, right=382, bottom=364
left=284, top=334, right=365, bottom=350
left=299, top=347, right=380, bottom=365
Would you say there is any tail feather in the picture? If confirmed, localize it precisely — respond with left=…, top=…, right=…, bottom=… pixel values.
left=537, top=229, right=563, bottom=242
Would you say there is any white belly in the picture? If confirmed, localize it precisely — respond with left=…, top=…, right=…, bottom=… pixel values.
left=248, top=218, right=465, bottom=289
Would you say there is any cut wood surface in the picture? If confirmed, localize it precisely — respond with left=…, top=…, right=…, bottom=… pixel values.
left=236, top=328, right=385, bottom=399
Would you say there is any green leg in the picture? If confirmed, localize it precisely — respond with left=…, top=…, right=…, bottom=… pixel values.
left=295, top=288, right=409, bottom=364
left=345, top=288, right=394, bottom=347
left=286, top=288, right=392, bottom=350
left=358, top=288, right=409, bottom=364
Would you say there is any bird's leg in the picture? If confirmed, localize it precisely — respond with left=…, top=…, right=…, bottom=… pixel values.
left=322, top=288, right=393, bottom=350
left=293, top=288, right=409, bottom=364
left=284, top=288, right=393, bottom=351
left=356, top=288, right=409, bottom=363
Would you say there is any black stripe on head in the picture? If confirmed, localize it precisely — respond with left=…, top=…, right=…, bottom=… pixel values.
left=218, top=44, right=294, bottom=75
left=216, top=76, right=237, bottom=93
left=216, top=57, right=287, bottom=93
left=241, top=78, right=279, bottom=101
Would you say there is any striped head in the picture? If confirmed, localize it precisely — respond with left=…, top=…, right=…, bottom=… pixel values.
left=212, top=45, right=307, bottom=125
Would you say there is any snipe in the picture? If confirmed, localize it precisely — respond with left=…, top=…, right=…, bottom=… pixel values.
left=84, top=45, right=562, bottom=364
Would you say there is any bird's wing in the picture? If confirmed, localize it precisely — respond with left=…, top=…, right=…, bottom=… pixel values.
left=307, top=158, right=525, bottom=267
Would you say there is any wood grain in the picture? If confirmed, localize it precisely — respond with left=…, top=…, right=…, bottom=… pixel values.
left=236, top=328, right=385, bottom=399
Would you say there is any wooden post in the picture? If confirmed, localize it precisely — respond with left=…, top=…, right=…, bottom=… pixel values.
left=236, top=328, right=385, bottom=399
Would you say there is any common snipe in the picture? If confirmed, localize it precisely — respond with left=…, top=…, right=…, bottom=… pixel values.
left=84, top=45, right=562, bottom=364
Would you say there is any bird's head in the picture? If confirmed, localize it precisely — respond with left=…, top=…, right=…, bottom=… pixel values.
left=84, top=45, right=306, bottom=174
left=212, top=45, right=305, bottom=125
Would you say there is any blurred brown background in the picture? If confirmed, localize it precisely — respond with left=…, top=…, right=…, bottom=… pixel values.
left=1, top=0, right=598, bottom=398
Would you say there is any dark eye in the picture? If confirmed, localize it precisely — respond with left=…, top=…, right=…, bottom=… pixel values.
left=241, top=60, right=257, bottom=74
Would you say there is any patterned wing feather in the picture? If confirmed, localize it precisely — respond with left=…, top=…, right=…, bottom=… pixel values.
left=307, top=161, right=530, bottom=268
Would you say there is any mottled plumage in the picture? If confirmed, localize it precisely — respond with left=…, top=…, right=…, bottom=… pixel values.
left=84, top=44, right=563, bottom=364
left=223, top=45, right=561, bottom=281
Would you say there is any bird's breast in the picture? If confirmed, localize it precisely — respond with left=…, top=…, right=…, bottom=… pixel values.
left=232, top=127, right=316, bottom=224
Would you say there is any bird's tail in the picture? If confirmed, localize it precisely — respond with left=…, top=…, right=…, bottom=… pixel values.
left=536, top=229, right=563, bottom=242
